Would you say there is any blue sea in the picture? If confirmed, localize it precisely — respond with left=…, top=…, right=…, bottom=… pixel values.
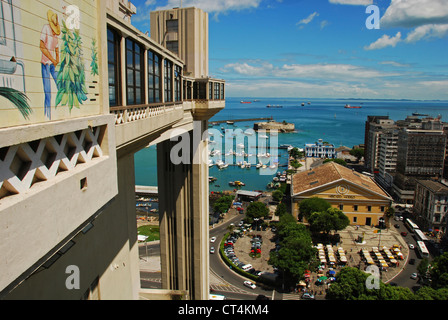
left=134, top=97, right=448, bottom=192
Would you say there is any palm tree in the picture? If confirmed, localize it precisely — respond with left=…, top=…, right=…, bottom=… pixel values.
left=0, top=87, right=32, bottom=119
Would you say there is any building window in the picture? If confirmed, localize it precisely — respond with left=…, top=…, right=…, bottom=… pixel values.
left=381, top=206, right=385, bottom=212
left=353, top=217, right=357, bottom=223
left=339, top=204, right=344, bottom=210
left=166, top=41, right=179, bottom=55
left=164, top=59, right=173, bottom=102
left=214, top=83, right=220, bottom=100
left=107, top=28, right=121, bottom=106
left=209, top=82, right=213, bottom=100
left=174, top=65, right=182, bottom=102
left=354, top=205, right=358, bottom=211
left=367, top=206, right=372, bottom=212
left=220, top=83, right=225, bottom=100
left=166, top=19, right=178, bottom=32
left=126, top=38, right=144, bottom=105
left=148, top=50, right=161, bottom=103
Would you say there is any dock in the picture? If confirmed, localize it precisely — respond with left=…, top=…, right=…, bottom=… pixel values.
left=210, top=116, right=273, bottom=125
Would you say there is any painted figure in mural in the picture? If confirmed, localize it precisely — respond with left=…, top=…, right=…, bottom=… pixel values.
left=40, top=10, right=61, bottom=119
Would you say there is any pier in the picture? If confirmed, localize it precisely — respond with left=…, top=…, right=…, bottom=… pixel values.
left=210, top=116, right=273, bottom=124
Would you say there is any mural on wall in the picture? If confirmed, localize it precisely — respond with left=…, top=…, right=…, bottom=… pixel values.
left=40, top=9, right=60, bottom=120
left=54, top=17, right=88, bottom=112
left=0, top=0, right=31, bottom=119
left=0, top=0, right=99, bottom=126
left=90, top=38, right=98, bottom=76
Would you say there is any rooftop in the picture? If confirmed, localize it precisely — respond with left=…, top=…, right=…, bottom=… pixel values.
left=416, top=180, right=448, bottom=194
left=292, top=161, right=391, bottom=199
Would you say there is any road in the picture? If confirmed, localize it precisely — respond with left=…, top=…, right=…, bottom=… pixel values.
left=140, top=212, right=430, bottom=299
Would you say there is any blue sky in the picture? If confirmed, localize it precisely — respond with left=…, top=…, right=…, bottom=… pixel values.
left=131, top=0, right=448, bottom=100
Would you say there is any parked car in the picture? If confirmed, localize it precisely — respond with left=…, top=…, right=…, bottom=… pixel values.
left=244, top=280, right=256, bottom=289
left=302, top=293, right=315, bottom=300
left=401, top=232, right=408, bottom=237
left=394, top=224, right=400, bottom=228
left=409, top=243, right=415, bottom=249
left=411, top=273, right=418, bottom=280
left=210, top=237, right=216, bottom=243
left=409, top=258, right=415, bottom=265
left=210, top=247, right=215, bottom=254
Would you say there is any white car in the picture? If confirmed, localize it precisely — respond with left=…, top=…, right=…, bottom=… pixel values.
left=244, top=280, right=256, bottom=290
left=210, top=237, right=216, bottom=243
left=210, top=247, right=215, bottom=254
left=411, top=273, right=418, bottom=280
left=409, top=243, right=415, bottom=249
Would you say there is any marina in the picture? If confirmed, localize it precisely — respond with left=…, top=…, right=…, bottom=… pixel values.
left=135, top=97, right=448, bottom=194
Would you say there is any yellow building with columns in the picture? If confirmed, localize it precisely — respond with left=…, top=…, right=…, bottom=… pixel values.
left=291, top=162, right=392, bottom=226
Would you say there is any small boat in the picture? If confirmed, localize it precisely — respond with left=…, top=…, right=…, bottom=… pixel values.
left=301, top=103, right=305, bottom=106
left=256, top=163, right=262, bottom=169
left=240, top=101, right=252, bottom=104
left=412, top=112, right=429, bottom=116
left=226, top=121, right=234, bottom=125
left=344, top=104, right=361, bottom=109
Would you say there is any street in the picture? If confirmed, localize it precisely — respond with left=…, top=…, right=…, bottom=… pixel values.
left=139, top=210, right=432, bottom=300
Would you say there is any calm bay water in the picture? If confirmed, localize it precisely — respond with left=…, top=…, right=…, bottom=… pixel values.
left=134, top=97, right=448, bottom=192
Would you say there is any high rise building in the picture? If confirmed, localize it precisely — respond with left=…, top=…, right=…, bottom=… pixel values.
left=393, top=118, right=446, bottom=204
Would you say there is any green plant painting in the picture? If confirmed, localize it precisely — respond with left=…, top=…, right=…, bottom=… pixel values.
left=55, top=20, right=88, bottom=111
left=0, top=87, right=32, bottom=119
left=90, top=38, right=99, bottom=76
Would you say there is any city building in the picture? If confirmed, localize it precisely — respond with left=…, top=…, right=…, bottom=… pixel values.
left=305, top=139, right=336, bottom=159
left=0, top=0, right=224, bottom=300
left=413, top=180, right=448, bottom=235
left=364, top=116, right=393, bottom=174
left=291, top=162, right=392, bottom=226
left=393, top=118, right=446, bottom=204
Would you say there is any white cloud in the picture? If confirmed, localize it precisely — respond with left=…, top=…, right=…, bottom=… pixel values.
left=328, top=0, right=372, bottom=5
left=156, top=0, right=262, bottom=14
left=221, top=61, right=398, bottom=80
left=297, top=12, right=319, bottom=26
left=381, top=0, right=448, bottom=28
left=405, top=24, right=448, bottom=43
left=379, top=61, right=410, bottom=68
left=364, top=32, right=402, bottom=50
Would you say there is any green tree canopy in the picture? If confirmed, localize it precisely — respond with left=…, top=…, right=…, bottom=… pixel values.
left=272, top=190, right=284, bottom=202
left=213, top=195, right=233, bottom=213
left=326, top=267, right=414, bottom=300
left=298, top=197, right=332, bottom=220
left=308, top=207, right=350, bottom=235
left=350, top=148, right=364, bottom=161
left=269, top=214, right=316, bottom=286
left=246, top=201, right=269, bottom=222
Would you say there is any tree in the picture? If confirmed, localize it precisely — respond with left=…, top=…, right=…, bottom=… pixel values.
left=298, top=197, right=331, bottom=220
left=246, top=201, right=269, bottom=223
left=269, top=214, right=316, bottom=286
left=275, top=202, right=287, bottom=217
left=350, top=148, right=364, bottom=162
left=272, top=190, right=283, bottom=203
left=308, top=207, right=350, bottom=235
left=429, top=252, right=448, bottom=289
left=384, top=206, right=395, bottom=227
left=326, top=267, right=415, bottom=300
left=323, top=158, right=347, bottom=166
left=213, top=195, right=233, bottom=213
